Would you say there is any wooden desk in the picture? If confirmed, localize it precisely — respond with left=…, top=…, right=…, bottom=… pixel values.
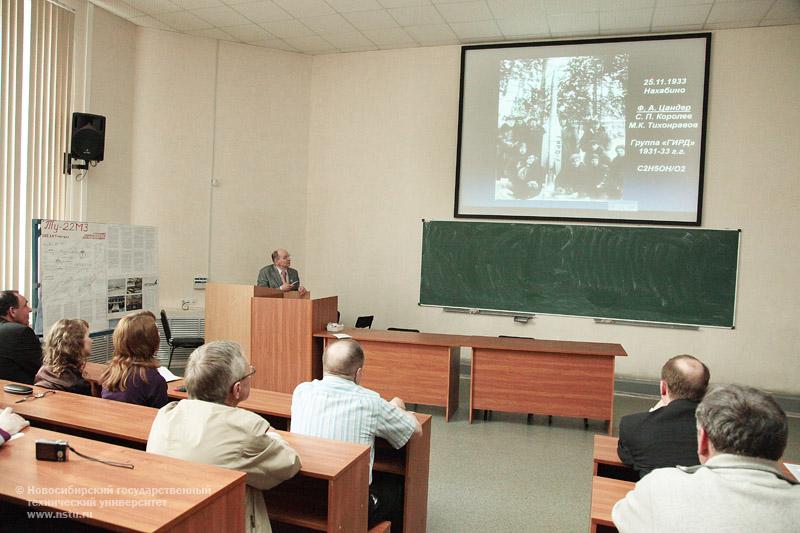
left=167, top=380, right=432, bottom=533
left=467, top=336, right=626, bottom=430
left=0, top=426, right=246, bottom=532
left=314, top=330, right=626, bottom=429
left=589, top=476, right=633, bottom=533
left=315, top=329, right=461, bottom=421
left=593, top=434, right=639, bottom=481
left=0, top=379, right=371, bottom=533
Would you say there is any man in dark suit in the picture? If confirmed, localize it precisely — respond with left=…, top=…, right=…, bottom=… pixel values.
left=0, top=291, right=43, bottom=384
left=256, top=249, right=307, bottom=296
left=617, top=354, right=710, bottom=478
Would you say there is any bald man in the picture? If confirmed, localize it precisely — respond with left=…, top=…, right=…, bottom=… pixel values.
left=256, top=249, right=306, bottom=296
left=617, top=355, right=710, bottom=478
left=291, top=339, right=421, bottom=528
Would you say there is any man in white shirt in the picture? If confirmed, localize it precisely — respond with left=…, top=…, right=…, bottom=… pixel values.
left=612, top=384, right=799, bottom=532
left=291, top=339, right=421, bottom=528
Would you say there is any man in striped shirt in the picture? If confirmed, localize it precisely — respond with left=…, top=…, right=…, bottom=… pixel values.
left=291, top=339, right=421, bottom=528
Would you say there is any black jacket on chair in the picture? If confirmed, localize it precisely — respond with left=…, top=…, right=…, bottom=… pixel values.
left=617, top=398, right=701, bottom=478
left=0, top=319, right=43, bottom=385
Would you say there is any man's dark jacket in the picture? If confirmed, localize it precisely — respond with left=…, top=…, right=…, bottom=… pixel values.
left=617, top=398, right=701, bottom=478
left=0, top=318, right=43, bottom=384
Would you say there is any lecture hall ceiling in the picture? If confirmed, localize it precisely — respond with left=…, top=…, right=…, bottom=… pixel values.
left=92, top=0, right=800, bottom=55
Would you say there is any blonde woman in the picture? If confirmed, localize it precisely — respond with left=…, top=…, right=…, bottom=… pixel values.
left=34, top=319, right=93, bottom=395
left=101, top=310, right=168, bottom=408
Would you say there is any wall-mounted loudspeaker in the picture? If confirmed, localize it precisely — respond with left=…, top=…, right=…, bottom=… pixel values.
left=70, top=112, right=105, bottom=162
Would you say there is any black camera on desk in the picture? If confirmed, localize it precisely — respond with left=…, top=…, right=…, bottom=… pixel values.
left=36, top=439, right=69, bottom=462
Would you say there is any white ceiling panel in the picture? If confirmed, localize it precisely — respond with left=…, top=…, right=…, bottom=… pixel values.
left=344, top=9, right=401, bottom=30
left=326, top=0, right=384, bottom=12
left=154, top=10, right=213, bottom=30
left=172, top=0, right=223, bottom=10
left=599, top=8, right=654, bottom=30
left=301, top=14, right=358, bottom=34
left=94, top=0, right=799, bottom=55
left=192, top=5, right=252, bottom=26
left=222, top=23, right=274, bottom=41
left=437, top=1, right=494, bottom=23
left=766, top=0, right=800, bottom=19
left=259, top=19, right=316, bottom=38
left=272, top=0, right=335, bottom=18
left=449, top=19, right=503, bottom=39
left=388, top=6, right=446, bottom=26
left=495, top=17, right=550, bottom=37
left=362, top=27, right=417, bottom=46
left=548, top=12, right=599, bottom=34
left=652, top=4, right=712, bottom=26
left=229, top=1, right=292, bottom=23
left=126, top=0, right=182, bottom=15
left=706, top=0, right=772, bottom=24
left=321, top=31, right=377, bottom=49
left=404, top=23, right=460, bottom=44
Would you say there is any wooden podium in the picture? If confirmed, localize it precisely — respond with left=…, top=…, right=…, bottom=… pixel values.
left=205, top=283, right=338, bottom=393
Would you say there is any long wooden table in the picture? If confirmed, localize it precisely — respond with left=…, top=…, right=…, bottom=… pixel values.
left=315, top=329, right=627, bottom=430
left=165, top=377, right=432, bottom=533
left=315, top=329, right=461, bottom=421
left=0, top=379, right=371, bottom=533
left=0, top=425, right=246, bottom=532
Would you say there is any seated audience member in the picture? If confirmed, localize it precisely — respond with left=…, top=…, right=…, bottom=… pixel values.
left=613, top=384, right=800, bottom=532
left=617, top=354, right=710, bottom=478
left=292, top=339, right=422, bottom=528
left=101, top=310, right=168, bottom=408
left=0, top=407, right=29, bottom=446
left=34, top=319, right=93, bottom=395
left=0, top=290, right=42, bottom=384
left=147, top=341, right=300, bottom=533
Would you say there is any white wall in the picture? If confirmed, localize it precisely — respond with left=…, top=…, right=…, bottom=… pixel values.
left=305, top=26, right=800, bottom=395
left=87, top=6, right=135, bottom=225
left=209, top=42, right=312, bottom=287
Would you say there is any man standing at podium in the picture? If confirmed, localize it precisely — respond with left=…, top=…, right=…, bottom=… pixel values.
left=256, top=248, right=306, bottom=296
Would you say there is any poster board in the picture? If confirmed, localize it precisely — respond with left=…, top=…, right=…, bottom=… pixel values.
left=36, top=219, right=159, bottom=334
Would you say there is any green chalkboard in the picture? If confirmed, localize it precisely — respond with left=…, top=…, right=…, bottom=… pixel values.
left=420, top=221, right=739, bottom=327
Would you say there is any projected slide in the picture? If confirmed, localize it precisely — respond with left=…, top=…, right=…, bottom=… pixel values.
left=456, top=34, right=710, bottom=224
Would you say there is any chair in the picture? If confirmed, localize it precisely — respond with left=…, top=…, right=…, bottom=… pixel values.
left=387, top=327, right=419, bottom=332
left=354, top=315, right=374, bottom=329
left=160, top=310, right=205, bottom=369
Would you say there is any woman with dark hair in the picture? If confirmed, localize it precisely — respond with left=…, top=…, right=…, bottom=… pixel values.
left=34, top=318, right=93, bottom=395
left=101, top=310, right=168, bottom=408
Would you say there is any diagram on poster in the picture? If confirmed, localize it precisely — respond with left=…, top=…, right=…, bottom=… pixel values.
left=39, top=219, right=158, bottom=334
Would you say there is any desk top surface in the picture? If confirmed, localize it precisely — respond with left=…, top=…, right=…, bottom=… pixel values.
left=590, top=476, right=634, bottom=526
left=0, top=425, right=244, bottom=532
left=314, top=328, right=627, bottom=357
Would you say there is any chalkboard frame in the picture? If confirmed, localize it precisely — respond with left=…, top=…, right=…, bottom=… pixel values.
left=453, top=32, right=712, bottom=226
left=419, top=220, right=740, bottom=328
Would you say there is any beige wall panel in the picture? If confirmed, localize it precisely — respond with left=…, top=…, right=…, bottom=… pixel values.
left=209, top=42, right=312, bottom=288
left=87, top=7, right=135, bottom=225
left=130, top=29, right=216, bottom=307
